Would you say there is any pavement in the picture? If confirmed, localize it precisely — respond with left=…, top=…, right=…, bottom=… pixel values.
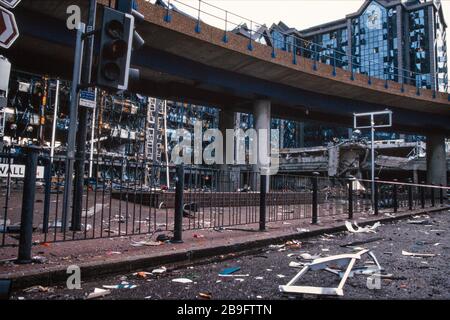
left=0, top=205, right=448, bottom=294
left=8, top=209, right=450, bottom=300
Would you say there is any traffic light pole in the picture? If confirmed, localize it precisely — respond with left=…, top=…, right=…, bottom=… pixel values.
left=62, top=23, right=85, bottom=232
left=72, top=0, right=97, bottom=231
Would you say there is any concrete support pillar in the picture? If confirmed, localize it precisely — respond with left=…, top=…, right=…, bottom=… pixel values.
left=426, top=134, right=447, bottom=186
left=253, top=99, right=271, bottom=191
left=218, top=109, right=235, bottom=191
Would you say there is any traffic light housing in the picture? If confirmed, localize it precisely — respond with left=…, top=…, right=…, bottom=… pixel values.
left=96, top=7, right=134, bottom=92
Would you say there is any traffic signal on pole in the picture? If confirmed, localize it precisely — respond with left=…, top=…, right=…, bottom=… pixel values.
left=96, top=7, right=134, bottom=92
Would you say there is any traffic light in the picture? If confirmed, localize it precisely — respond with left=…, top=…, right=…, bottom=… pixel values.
left=96, top=7, right=134, bottom=91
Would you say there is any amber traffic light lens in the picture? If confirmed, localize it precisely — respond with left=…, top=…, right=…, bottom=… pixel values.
left=104, top=40, right=128, bottom=59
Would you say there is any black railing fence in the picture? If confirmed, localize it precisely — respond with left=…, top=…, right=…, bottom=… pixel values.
left=0, top=148, right=449, bottom=263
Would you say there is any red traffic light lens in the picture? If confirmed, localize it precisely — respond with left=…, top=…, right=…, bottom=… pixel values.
left=102, top=62, right=121, bottom=81
left=106, top=20, right=124, bottom=39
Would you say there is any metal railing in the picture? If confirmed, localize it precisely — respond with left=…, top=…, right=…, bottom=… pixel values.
left=1, top=147, right=448, bottom=263
left=157, top=0, right=448, bottom=98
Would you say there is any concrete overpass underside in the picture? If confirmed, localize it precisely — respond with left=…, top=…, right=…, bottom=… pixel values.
left=0, top=0, right=449, bottom=136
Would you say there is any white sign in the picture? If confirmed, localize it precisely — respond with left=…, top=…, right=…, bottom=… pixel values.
left=0, top=7, right=19, bottom=49
left=0, top=0, right=21, bottom=9
left=79, top=89, right=97, bottom=109
left=0, top=164, right=44, bottom=178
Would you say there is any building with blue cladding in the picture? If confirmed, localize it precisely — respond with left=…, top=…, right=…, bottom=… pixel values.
left=232, top=0, right=448, bottom=147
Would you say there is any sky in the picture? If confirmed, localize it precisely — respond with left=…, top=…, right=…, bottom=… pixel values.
left=171, top=0, right=450, bottom=31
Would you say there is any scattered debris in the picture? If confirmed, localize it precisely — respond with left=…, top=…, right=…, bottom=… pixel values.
left=277, top=274, right=286, bottom=278
left=401, top=250, right=436, bottom=258
left=296, top=228, right=310, bottom=233
left=152, top=267, right=167, bottom=274
left=172, top=278, right=193, bottom=284
left=31, top=256, right=48, bottom=264
left=219, top=267, right=240, bottom=276
left=23, top=286, right=53, bottom=293
left=198, top=292, right=212, bottom=299
left=255, top=277, right=264, bottom=280
left=156, top=234, right=171, bottom=242
left=289, top=261, right=305, bottom=268
left=280, top=249, right=383, bottom=297
left=133, top=272, right=152, bottom=279
left=87, top=288, right=111, bottom=299
left=103, top=284, right=137, bottom=289
left=298, top=253, right=321, bottom=260
left=345, top=221, right=381, bottom=234
left=407, top=219, right=431, bottom=225
left=131, top=240, right=162, bottom=247
left=340, top=237, right=383, bottom=248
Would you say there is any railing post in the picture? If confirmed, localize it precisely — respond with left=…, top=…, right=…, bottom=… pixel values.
left=332, top=50, right=336, bottom=76
left=373, top=179, right=379, bottom=216
left=408, top=179, right=413, bottom=211
left=292, top=43, right=296, bottom=65
left=259, top=174, right=267, bottom=231
left=393, top=179, right=398, bottom=213
left=172, top=165, right=184, bottom=243
left=195, top=0, right=201, bottom=33
left=401, top=71, right=405, bottom=93
left=311, top=172, right=319, bottom=224
left=17, top=146, right=40, bottom=264
left=313, top=44, right=317, bottom=71
left=420, top=181, right=425, bottom=209
left=368, top=60, right=372, bottom=85
left=42, top=155, right=52, bottom=234
left=348, top=178, right=353, bottom=220
left=248, top=20, right=253, bottom=51
left=222, top=11, right=228, bottom=43
left=164, top=0, right=172, bottom=22
left=440, top=184, right=444, bottom=206
left=431, top=186, right=435, bottom=207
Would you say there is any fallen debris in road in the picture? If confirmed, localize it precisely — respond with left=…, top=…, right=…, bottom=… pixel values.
left=345, top=221, right=381, bottom=234
left=152, top=267, right=167, bottom=274
left=340, top=237, right=384, bottom=248
left=103, top=284, right=137, bottom=289
left=172, top=278, right=193, bottom=284
left=23, top=286, right=54, bottom=293
left=219, top=267, right=240, bottom=276
left=87, top=288, right=111, bottom=299
left=298, top=253, right=321, bottom=260
left=401, top=250, right=436, bottom=258
left=279, top=249, right=383, bottom=297
left=198, top=292, right=212, bottom=299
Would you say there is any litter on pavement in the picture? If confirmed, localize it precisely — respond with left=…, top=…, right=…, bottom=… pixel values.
left=131, top=240, right=162, bottom=247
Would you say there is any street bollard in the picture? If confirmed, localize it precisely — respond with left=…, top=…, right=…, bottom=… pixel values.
left=259, top=174, right=267, bottom=231
left=374, top=179, right=379, bottom=216
left=348, top=179, right=353, bottom=220
left=17, top=146, right=40, bottom=264
left=420, top=182, right=425, bottom=209
left=172, top=165, right=184, bottom=243
left=393, top=180, right=398, bottom=213
left=311, top=172, right=319, bottom=224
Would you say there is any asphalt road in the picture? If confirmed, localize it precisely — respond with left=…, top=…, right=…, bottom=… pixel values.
left=12, top=210, right=450, bottom=300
